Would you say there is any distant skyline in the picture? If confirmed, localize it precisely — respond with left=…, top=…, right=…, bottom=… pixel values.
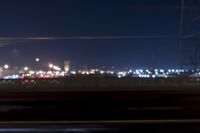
left=0, top=0, right=183, bottom=69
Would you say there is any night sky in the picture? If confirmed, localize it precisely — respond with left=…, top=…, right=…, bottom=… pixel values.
left=0, top=0, right=182, bottom=70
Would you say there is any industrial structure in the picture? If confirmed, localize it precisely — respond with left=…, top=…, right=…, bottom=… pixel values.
left=180, top=0, right=200, bottom=69
left=64, top=60, right=70, bottom=73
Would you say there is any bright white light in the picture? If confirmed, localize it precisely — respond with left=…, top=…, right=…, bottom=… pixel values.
left=38, top=71, right=44, bottom=74
left=155, top=72, right=159, bottom=75
left=52, top=65, right=61, bottom=71
left=60, top=71, right=65, bottom=76
left=35, top=58, right=40, bottom=62
left=4, top=64, right=9, bottom=69
left=100, top=71, right=104, bottom=74
left=118, top=75, right=122, bottom=78
left=55, top=71, right=60, bottom=75
left=47, top=71, right=53, bottom=75
left=4, top=75, right=20, bottom=79
left=89, top=70, right=95, bottom=74
left=160, top=69, right=164, bottom=73
left=140, top=69, right=143, bottom=73
left=129, top=70, right=133, bottom=73
left=24, top=67, right=29, bottom=71
left=49, top=64, right=53, bottom=68
left=136, top=70, right=140, bottom=74
left=71, top=71, right=76, bottom=75
left=117, top=71, right=127, bottom=77
left=53, top=66, right=57, bottom=70
left=81, top=71, right=86, bottom=75
left=107, top=71, right=114, bottom=75
left=29, top=71, right=35, bottom=74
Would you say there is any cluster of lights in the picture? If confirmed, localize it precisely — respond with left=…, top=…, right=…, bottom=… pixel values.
left=67, top=69, right=191, bottom=79
left=22, top=70, right=66, bottom=79
left=3, top=75, right=20, bottom=79
left=1, top=61, right=200, bottom=80
left=131, top=69, right=186, bottom=78
left=106, top=71, right=114, bottom=75
left=48, top=64, right=61, bottom=71
left=112, top=69, right=188, bottom=79
left=69, top=69, right=115, bottom=76
left=71, top=69, right=115, bottom=76
left=2, top=62, right=64, bottom=79
left=117, top=71, right=127, bottom=78
left=3, top=68, right=187, bottom=79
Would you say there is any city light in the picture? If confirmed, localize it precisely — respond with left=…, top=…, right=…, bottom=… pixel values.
left=35, top=58, right=40, bottom=62
left=49, top=64, right=53, bottom=68
left=0, top=60, right=199, bottom=80
left=4, top=75, right=20, bottom=79
left=70, top=71, right=76, bottom=75
left=100, top=71, right=104, bottom=74
left=48, top=63, right=61, bottom=71
left=29, top=71, right=35, bottom=74
left=4, top=64, right=9, bottom=69
left=24, top=67, right=29, bottom=71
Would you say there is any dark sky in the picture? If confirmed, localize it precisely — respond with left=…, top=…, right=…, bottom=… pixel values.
left=0, top=0, right=182, bottom=69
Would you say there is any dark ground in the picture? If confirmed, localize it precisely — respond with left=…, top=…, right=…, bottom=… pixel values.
left=0, top=88, right=199, bottom=132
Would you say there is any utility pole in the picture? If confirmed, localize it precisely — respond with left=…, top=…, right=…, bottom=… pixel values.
left=179, top=0, right=200, bottom=69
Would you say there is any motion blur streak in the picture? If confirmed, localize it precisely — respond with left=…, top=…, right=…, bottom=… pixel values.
left=0, top=35, right=178, bottom=47
left=0, top=35, right=177, bottom=41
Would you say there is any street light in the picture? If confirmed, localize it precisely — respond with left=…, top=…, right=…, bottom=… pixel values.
left=35, top=58, right=40, bottom=62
